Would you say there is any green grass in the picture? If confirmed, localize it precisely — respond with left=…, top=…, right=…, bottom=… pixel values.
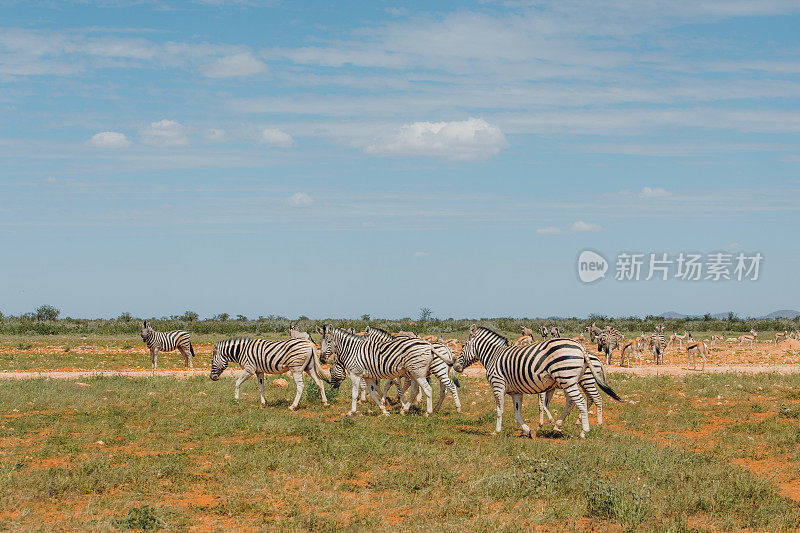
left=0, top=373, right=798, bottom=531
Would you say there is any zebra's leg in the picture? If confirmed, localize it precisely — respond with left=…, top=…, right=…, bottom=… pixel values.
left=413, top=375, right=433, bottom=416
left=492, top=388, right=505, bottom=435
left=235, top=369, right=253, bottom=400
left=179, top=346, right=189, bottom=368
left=256, top=371, right=265, bottom=405
left=347, top=372, right=360, bottom=416
left=359, top=378, right=367, bottom=402
left=381, top=379, right=395, bottom=406
left=151, top=348, right=158, bottom=369
left=429, top=363, right=461, bottom=413
left=288, top=371, right=304, bottom=411
left=305, top=361, right=330, bottom=407
left=538, top=391, right=556, bottom=428
left=511, top=393, right=531, bottom=437
left=366, top=378, right=390, bottom=416
left=563, top=383, right=590, bottom=438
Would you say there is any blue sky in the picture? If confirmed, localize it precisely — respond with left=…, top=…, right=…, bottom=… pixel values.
left=1, top=0, right=799, bottom=319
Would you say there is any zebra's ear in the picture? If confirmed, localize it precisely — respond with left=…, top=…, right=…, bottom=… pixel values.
left=315, top=325, right=323, bottom=334
left=469, top=324, right=477, bottom=335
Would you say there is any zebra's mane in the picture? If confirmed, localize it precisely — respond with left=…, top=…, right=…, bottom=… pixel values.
left=475, top=327, right=510, bottom=346
left=368, top=326, right=394, bottom=339
left=331, top=326, right=364, bottom=342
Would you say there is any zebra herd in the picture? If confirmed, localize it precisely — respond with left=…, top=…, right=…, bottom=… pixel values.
left=138, top=321, right=621, bottom=438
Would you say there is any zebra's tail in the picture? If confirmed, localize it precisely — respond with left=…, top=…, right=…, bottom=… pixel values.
left=449, top=366, right=461, bottom=388
left=189, top=342, right=195, bottom=360
left=582, top=347, right=621, bottom=402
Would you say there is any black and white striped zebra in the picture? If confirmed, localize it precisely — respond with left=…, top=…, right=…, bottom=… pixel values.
left=365, top=327, right=461, bottom=413
left=597, top=327, right=623, bottom=365
left=454, top=325, right=618, bottom=438
left=649, top=325, right=667, bottom=365
left=209, top=336, right=329, bottom=410
left=320, top=324, right=434, bottom=416
left=140, top=321, right=195, bottom=369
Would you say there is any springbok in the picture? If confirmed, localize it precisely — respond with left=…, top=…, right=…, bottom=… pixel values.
left=620, top=339, right=641, bottom=367
left=710, top=334, right=723, bottom=348
left=289, top=321, right=312, bottom=341
left=775, top=331, right=788, bottom=344
left=738, top=329, right=757, bottom=347
left=521, top=326, right=534, bottom=338
left=686, top=341, right=708, bottom=371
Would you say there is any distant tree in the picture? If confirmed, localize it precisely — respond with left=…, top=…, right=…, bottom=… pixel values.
left=181, top=311, right=199, bottom=322
left=727, top=312, right=738, bottom=322
left=35, top=305, right=60, bottom=321
left=0, top=310, right=3, bottom=321
left=236, top=314, right=247, bottom=321
left=419, top=307, right=433, bottom=321
left=298, top=315, right=309, bottom=321
left=361, top=314, right=370, bottom=321
left=703, top=313, right=712, bottom=322
left=117, top=312, right=132, bottom=322
left=214, top=313, right=229, bottom=321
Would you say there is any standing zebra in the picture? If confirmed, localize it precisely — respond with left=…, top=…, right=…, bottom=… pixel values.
left=586, top=323, right=602, bottom=342
left=140, top=321, right=194, bottom=369
left=454, top=325, right=618, bottom=438
left=321, top=325, right=434, bottom=416
left=597, top=327, right=623, bottom=365
left=209, top=336, right=329, bottom=410
left=650, top=325, right=667, bottom=365
left=365, top=327, right=461, bottom=413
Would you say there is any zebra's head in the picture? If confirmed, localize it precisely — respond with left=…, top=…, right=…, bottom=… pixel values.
left=454, top=325, right=479, bottom=372
left=209, top=342, right=228, bottom=381
left=319, top=324, right=337, bottom=364
left=328, top=354, right=347, bottom=389
left=140, top=321, right=151, bottom=341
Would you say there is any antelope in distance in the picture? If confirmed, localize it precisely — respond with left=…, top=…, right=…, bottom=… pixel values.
left=289, top=321, right=312, bottom=341
left=686, top=340, right=708, bottom=371
left=739, top=329, right=758, bottom=347
left=775, top=331, right=788, bottom=344
left=549, top=325, right=561, bottom=338
left=710, top=334, right=723, bottom=348
left=539, top=324, right=549, bottom=339
left=620, top=339, right=641, bottom=367
left=521, top=326, right=534, bottom=339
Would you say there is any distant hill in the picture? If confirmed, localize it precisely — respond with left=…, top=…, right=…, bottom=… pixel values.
left=759, top=310, right=800, bottom=319
left=658, top=312, right=687, bottom=319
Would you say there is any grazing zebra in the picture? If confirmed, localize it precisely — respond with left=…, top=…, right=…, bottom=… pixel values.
left=539, top=325, right=549, bottom=339
left=209, top=336, right=329, bottom=410
left=649, top=325, right=667, bottom=365
left=321, top=325, right=434, bottom=416
left=686, top=341, right=708, bottom=371
left=289, top=321, right=312, bottom=341
left=139, top=321, right=194, bottom=369
left=739, top=329, right=758, bottom=347
left=365, top=327, right=461, bottom=413
left=597, top=327, right=622, bottom=365
left=549, top=325, right=561, bottom=338
left=453, top=325, right=619, bottom=438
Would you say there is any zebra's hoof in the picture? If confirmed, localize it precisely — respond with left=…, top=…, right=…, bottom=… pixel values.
left=322, top=402, right=330, bottom=407
left=288, top=405, right=297, bottom=411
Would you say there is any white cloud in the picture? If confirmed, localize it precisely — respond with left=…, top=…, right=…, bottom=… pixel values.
left=536, top=226, right=562, bottom=235
left=140, top=120, right=189, bottom=147
left=639, top=186, right=671, bottom=198
left=364, top=117, right=508, bottom=160
left=204, top=128, right=229, bottom=142
left=86, top=131, right=131, bottom=148
left=200, top=52, right=268, bottom=78
left=414, top=251, right=429, bottom=257
left=260, top=128, right=295, bottom=147
left=288, top=192, right=312, bottom=208
left=571, top=220, right=602, bottom=232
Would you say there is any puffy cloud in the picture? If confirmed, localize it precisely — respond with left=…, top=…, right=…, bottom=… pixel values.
left=288, top=192, right=312, bottom=208
left=571, top=221, right=602, bottom=232
left=140, top=120, right=189, bottom=147
left=639, top=186, right=671, bottom=198
left=200, top=52, right=268, bottom=78
left=260, top=127, right=295, bottom=147
left=364, top=117, right=508, bottom=160
left=86, top=131, right=131, bottom=148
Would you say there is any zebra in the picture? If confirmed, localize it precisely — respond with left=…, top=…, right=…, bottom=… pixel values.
left=586, top=322, right=602, bottom=342
left=453, top=325, right=619, bottom=438
left=320, top=324, right=434, bottom=416
left=650, top=325, right=667, bottom=365
left=365, top=327, right=461, bottom=413
left=140, top=321, right=194, bottom=369
left=539, top=324, right=549, bottom=339
left=209, top=336, right=329, bottom=410
left=597, top=327, right=622, bottom=365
